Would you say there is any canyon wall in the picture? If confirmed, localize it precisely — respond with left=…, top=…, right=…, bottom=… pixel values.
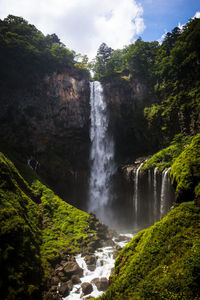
left=0, top=68, right=90, bottom=205
left=103, top=77, right=155, bottom=163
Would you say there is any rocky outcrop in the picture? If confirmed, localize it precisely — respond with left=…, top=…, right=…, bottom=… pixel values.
left=0, top=67, right=90, bottom=204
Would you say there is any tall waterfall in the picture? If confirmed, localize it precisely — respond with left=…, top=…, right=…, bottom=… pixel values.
left=89, top=81, right=115, bottom=223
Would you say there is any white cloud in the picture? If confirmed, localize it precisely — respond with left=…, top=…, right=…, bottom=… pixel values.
left=157, top=30, right=167, bottom=44
left=158, top=10, right=200, bottom=45
left=0, top=0, right=145, bottom=59
left=194, top=11, right=200, bottom=19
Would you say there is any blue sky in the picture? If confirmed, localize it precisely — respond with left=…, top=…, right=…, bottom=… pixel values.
left=138, top=0, right=200, bottom=41
left=0, top=0, right=199, bottom=58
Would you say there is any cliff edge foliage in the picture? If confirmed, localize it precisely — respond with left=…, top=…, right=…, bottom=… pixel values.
left=93, top=18, right=200, bottom=153
left=142, top=133, right=200, bottom=202
left=0, top=15, right=89, bottom=88
left=99, top=201, right=200, bottom=300
left=0, top=151, right=99, bottom=300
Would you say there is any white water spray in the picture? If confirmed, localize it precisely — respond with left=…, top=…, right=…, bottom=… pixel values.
left=89, top=82, right=115, bottom=221
left=153, top=167, right=158, bottom=220
left=134, top=163, right=143, bottom=217
left=160, top=168, right=171, bottom=218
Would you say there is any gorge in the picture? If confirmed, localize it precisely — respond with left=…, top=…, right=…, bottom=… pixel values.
left=0, top=14, right=200, bottom=300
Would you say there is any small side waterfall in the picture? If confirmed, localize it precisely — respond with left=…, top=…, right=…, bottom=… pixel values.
left=153, top=167, right=159, bottom=221
left=133, top=163, right=143, bottom=226
left=160, top=168, right=171, bottom=218
left=89, top=81, right=115, bottom=223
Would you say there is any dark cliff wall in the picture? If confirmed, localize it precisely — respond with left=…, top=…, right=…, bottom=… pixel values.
left=103, top=77, right=155, bottom=163
left=0, top=68, right=90, bottom=205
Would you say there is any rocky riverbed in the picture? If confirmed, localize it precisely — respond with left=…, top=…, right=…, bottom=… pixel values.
left=62, top=234, right=133, bottom=299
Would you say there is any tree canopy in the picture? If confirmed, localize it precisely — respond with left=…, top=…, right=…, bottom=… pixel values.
left=0, top=15, right=76, bottom=87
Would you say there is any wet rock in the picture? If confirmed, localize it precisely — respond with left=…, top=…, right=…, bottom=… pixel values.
left=101, top=239, right=115, bottom=247
left=51, top=276, right=59, bottom=285
left=63, top=261, right=83, bottom=278
left=44, top=291, right=62, bottom=300
left=85, top=255, right=96, bottom=265
left=50, top=285, right=57, bottom=292
left=66, top=280, right=73, bottom=291
left=91, top=277, right=109, bottom=291
left=81, top=282, right=93, bottom=296
left=57, top=271, right=65, bottom=278
left=75, top=287, right=81, bottom=294
left=71, top=274, right=81, bottom=284
left=55, top=266, right=64, bottom=274
left=87, top=240, right=101, bottom=252
left=113, top=250, right=119, bottom=259
left=84, top=255, right=96, bottom=271
left=115, top=235, right=131, bottom=243
left=58, top=282, right=69, bottom=297
left=87, top=264, right=96, bottom=271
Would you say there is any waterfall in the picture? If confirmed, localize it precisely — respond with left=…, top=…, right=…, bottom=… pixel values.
left=153, top=167, right=158, bottom=221
left=133, top=163, right=143, bottom=223
left=89, top=81, right=115, bottom=222
left=160, top=168, right=171, bottom=218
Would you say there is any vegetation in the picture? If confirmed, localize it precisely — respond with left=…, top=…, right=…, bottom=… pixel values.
left=93, top=18, right=200, bottom=149
left=142, top=134, right=192, bottom=172
left=170, top=134, right=200, bottom=201
left=0, top=15, right=90, bottom=88
left=142, top=134, right=200, bottom=202
left=99, top=201, right=200, bottom=300
left=0, top=151, right=98, bottom=299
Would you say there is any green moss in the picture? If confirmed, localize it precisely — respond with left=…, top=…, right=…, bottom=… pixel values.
left=99, top=202, right=200, bottom=300
left=0, top=151, right=99, bottom=299
left=0, top=152, right=42, bottom=300
left=142, top=134, right=192, bottom=172
left=170, top=134, right=200, bottom=200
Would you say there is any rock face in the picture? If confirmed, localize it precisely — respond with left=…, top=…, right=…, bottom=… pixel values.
left=0, top=67, right=90, bottom=205
left=103, top=78, right=155, bottom=163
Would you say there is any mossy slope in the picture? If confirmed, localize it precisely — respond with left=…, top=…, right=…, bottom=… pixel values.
left=0, top=151, right=98, bottom=300
left=143, top=134, right=200, bottom=202
left=99, top=202, right=200, bottom=300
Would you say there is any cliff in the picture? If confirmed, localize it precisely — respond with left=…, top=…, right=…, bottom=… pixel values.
left=0, top=67, right=90, bottom=205
left=103, top=77, right=155, bottom=163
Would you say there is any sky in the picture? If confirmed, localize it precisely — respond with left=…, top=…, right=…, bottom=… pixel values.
left=0, top=0, right=199, bottom=59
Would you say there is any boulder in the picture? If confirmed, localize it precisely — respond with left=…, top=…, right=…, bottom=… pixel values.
left=91, top=277, right=109, bottom=291
left=81, top=282, right=93, bottom=296
left=84, top=255, right=96, bottom=271
left=66, top=280, right=73, bottom=291
left=87, top=264, right=96, bottom=271
left=58, top=282, right=69, bottom=297
left=71, top=274, right=81, bottom=284
left=63, top=261, right=83, bottom=278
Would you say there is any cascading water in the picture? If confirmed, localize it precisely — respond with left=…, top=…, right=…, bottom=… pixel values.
left=160, top=168, right=171, bottom=218
left=89, top=81, right=115, bottom=223
left=133, top=163, right=143, bottom=227
left=153, top=167, right=159, bottom=221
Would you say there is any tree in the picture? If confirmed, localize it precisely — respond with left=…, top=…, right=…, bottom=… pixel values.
left=94, top=43, right=113, bottom=79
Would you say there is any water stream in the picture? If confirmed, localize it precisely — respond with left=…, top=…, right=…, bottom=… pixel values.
left=89, top=81, right=115, bottom=224
left=64, top=235, right=132, bottom=300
